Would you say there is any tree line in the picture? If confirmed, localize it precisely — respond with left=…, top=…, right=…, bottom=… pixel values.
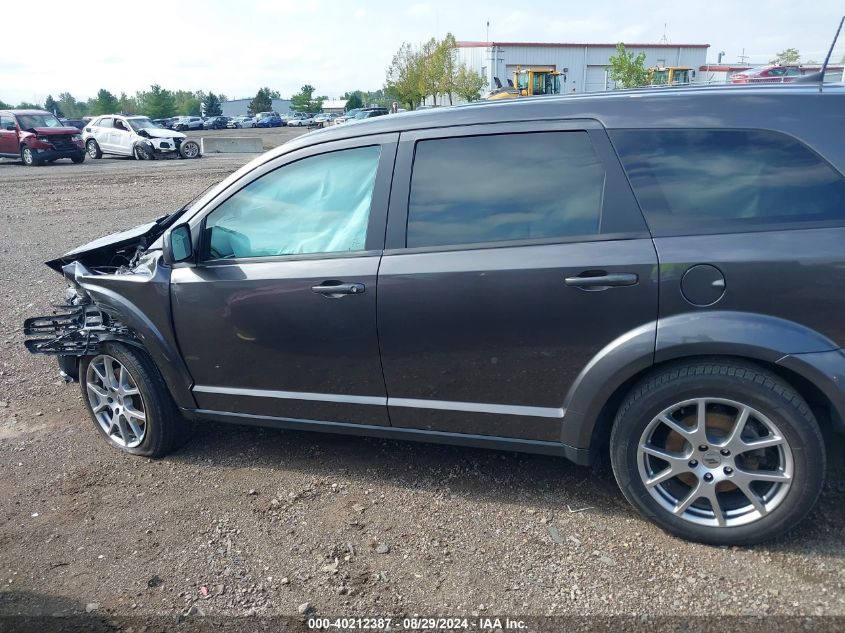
left=385, top=33, right=486, bottom=109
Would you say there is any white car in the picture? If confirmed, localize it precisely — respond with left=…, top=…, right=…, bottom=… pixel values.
left=83, top=115, right=201, bottom=160
left=230, top=116, right=255, bottom=129
left=286, top=114, right=314, bottom=127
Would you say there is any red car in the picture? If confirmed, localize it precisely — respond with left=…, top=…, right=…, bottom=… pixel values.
left=0, top=109, right=86, bottom=166
left=731, top=65, right=804, bottom=84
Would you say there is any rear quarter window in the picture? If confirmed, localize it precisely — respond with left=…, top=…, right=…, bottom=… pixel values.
left=611, top=129, right=845, bottom=234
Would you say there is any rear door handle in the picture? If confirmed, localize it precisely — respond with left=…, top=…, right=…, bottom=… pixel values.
left=564, top=271, right=639, bottom=289
left=311, top=281, right=366, bottom=296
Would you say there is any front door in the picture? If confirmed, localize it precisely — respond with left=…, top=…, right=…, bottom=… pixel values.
left=111, top=119, right=134, bottom=156
left=171, top=134, right=397, bottom=425
left=378, top=121, right=658, bottom=442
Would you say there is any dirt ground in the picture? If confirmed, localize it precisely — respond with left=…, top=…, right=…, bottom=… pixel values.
left=1, top=130, right=844, bottom=630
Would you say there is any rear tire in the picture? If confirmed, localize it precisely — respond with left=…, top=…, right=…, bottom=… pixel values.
left=610, top=359, right=825, bottom=545
left=79, top=343, right=192, bottom=457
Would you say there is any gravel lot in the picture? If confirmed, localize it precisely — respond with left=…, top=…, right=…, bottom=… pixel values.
left=1, top=129, right=844, bottom=630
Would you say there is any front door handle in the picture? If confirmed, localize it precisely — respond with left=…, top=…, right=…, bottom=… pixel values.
left=311, top=280, right=366, bottom=296
left=564, top=271, right=639, bottom=289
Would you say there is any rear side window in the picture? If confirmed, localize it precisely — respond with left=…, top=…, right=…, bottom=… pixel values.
left=97, top=118, right=114, bottom=128
left=407, top=132, right=606, bottom=248
left=611, top=129, right=845, bottom=234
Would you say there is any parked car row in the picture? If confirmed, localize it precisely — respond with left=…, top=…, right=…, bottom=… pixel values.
left=0, top=108, right=206, bottom=166
left=730, top=65, right=806, bottom=83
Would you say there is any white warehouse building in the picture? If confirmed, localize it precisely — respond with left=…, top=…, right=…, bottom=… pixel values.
left=457, top=40, right=710, bottom=94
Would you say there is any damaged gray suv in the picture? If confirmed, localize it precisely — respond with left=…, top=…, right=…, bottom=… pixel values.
left=25, top=83, right=845, bottom=545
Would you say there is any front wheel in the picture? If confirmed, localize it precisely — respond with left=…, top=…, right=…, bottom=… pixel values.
left=179, top=140, right=201, bottom=159
left=80, top=343, right=191, bottom=457
left=86, top=139, right=102, bottom=159
left=134, top=143, right=153, bottom=160
left=21, top=146, right=41, bottom=166
left=71, top=153, right=86, bottom=164
left=610, top=360, right=825, bottom=545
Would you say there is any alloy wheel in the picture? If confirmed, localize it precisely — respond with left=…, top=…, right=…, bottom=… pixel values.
left=85, top=354, right=147, bottom=448
left=637, top=398, right=793, bottom=528
left=22, top=147, right=33, bottom=165
left=182, top=142, right=199, bottom=158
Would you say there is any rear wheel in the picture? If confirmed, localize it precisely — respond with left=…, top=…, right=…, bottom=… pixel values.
left=80, top=343, right=191, bottom=457
left=86, top=139, right=102, bottom=159
left=610, top=360, right=825, bottom=545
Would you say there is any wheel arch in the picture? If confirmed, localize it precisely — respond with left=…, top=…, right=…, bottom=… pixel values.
left=562, top=311, right=845, bottom=462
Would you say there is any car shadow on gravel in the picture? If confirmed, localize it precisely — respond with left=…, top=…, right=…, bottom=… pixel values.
left=166, top=420, right=845, bottom=551
left=171, top=421, right=630, bottom=519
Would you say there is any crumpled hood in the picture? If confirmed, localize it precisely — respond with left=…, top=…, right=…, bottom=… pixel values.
left=45, top=209, right=187, bottom=273
left=140, top=127, right=185, bottom=139
left=28, top=126, right=81, bottom=135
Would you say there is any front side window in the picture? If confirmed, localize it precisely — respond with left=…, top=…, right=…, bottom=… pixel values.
left=407, top=131, right=606, bottom=248
left=611, top=129, right=845, bottom=234
left=0, top=115, right=14, bottom=129
left=204, top=145, right=381, bottom=260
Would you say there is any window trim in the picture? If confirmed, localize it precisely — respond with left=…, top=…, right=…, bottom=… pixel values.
left=386, top=119, right=649, bottom=252
left=609, top=127, right=845, bottom=238
left=186, top=132, right=399, bottom=265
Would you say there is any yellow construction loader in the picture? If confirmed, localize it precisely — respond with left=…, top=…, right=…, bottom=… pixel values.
left=648, top=66, right=693, bottom=85
left=486, top=66, right=563, bottom=100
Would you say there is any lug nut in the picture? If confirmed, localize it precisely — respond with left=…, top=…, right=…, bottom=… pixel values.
left=699, top=445, right=709, bottom=452
left=703, top=473, right=714, bottom=482
left=688, top=460, right=698, bottom=468
left=724, top=467, right=733, bottom=475
left=720, top=449, right=731, bottom=456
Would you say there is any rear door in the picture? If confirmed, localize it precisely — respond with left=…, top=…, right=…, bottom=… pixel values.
left=377, top=120, right=658, bottom=442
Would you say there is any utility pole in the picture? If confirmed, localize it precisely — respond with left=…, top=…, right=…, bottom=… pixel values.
left=486, top=19, right=490, bottom=43
left=738, top=48, right=749, bottom=64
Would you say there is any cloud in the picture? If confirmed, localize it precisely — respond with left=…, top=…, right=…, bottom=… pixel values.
left=408, top=3, right=433, bottom=17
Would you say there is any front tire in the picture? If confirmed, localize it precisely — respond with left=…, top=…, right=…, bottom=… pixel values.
left=71, top=153, right=86, bottom=164
left=610, top=360, right=825, bottom=545
left=80, top=343, right=191, bottom=457
left=21, top=146, right=41, bottom=166
left=86, top=139, right=102, bottom=159
left=179, top=139, right=201, bottom=159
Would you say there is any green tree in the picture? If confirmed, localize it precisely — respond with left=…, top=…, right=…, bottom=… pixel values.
left=771, top=48, right=800, bottom=65
left=385, top=42, right=425, bottom=110
left=139, top=85, right=176, bottom=118
left=57, top=92, right=87, bottom=117
left=435, top=33, right=459, bottom=104
left=92, top=89, right=120, bottom=115
left=608, top=43, right=649, bottom=88
left=248, top=87, right=273, bottom=115
left=16, top=101, right=42, bottom=109
left=44, top=95, right=64, bottom=117
left=342, top=90, right=364, bottom=110
left=202, top=92, right=222, bottom=116
left=173, top=90, right=202, bottom=116
left=291, top=84, right=324, bottom=112
left=454, top=64, right=486, bottom=102
left=0, top=98, right=10, bottom=109
left=117, top=92, right=138, bottom=114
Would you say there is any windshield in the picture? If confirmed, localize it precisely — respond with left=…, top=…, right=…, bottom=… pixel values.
left=127, top=117, right=160, bottom=131
left=16, top=113, right=63, bottom=129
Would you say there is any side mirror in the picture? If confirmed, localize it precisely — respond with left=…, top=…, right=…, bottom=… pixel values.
left=5, top=124, right=14, bottom=131
left=164, top=224, right=194, bottom=265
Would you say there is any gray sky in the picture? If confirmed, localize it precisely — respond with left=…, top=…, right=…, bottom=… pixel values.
left=2, top=0, right=842, bottom=105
